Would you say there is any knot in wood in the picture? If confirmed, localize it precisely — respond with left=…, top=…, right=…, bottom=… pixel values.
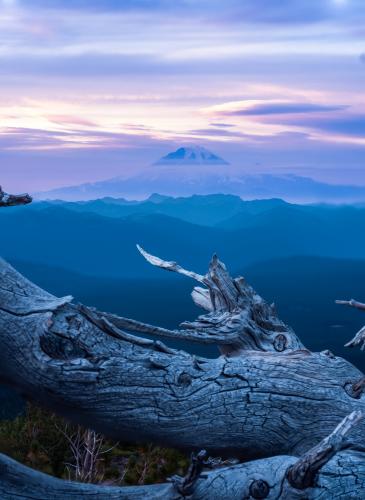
left=40, top=334, right=87, bottom=361
left=345, top=378, right=365, bottom=399
left=273, top=334, right=287, bottom=352
left=66, top=314, right=82, bottom=330
left=249, top=479, right=270, bottom=499
left=178, top=372, right=192, bottom=387
left=321, top=349, right=335, bottom=359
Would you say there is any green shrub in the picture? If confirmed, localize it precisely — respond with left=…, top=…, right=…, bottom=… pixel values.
left=0, top=403, right=188, bottom=484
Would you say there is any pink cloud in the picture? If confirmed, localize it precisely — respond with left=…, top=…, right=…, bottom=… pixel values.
left=46, top=115, right=98, bottom=127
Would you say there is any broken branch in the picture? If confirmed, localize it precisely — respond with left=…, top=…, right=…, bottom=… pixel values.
left=0, top=186, right=32, bottom=207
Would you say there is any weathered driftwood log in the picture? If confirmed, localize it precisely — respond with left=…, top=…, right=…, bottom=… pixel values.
left=1, top=412, right=365, bottom=499
left=1, top=251, right=365, bottom=460
left=0, top=186, right=32, bottom=207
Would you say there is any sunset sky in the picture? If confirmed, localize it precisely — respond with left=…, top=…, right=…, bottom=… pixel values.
left=1, top=0, right=365, bottom=192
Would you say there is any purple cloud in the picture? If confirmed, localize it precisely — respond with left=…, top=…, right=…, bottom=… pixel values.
left=20, top=0, right=363, bottom=25
left=187, top=128, right=247, bottom=138
left=285, top=115, right=365, bottom=137
left=210, top=123, right=235, bottom=128
left=0, top=126, right=164, bottom=151
left=221, top=102, right=348, bottom=117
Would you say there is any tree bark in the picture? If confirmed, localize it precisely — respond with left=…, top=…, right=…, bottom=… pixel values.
left=1, top=255, right=365, bottom=460
left=1, top=412, right=365, bottom=499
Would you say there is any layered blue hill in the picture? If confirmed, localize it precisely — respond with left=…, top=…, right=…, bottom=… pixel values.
left=2, top=195, right=365, bottom=278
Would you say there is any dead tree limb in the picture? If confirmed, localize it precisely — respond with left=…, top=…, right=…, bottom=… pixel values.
left=1, top=255, right=365, bottom=460
left=336, top=299, right=365, bottom=312
left=1, top=413, right=365, bottom=499
left=134, top=245, right=305, bottom=355
left=286, top=410, right=363, bottom=489
left=0, top=186, right=32, bottom=207
left=336, top=298, right=365, bottom=349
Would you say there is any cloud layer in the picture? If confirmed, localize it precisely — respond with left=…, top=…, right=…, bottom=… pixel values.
left=16, top=0, right=365, bottom=25
left=1, top=0, right=365, bottom=191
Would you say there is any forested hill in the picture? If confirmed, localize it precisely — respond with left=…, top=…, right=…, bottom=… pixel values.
left=1, top=195, right=365, bottom=278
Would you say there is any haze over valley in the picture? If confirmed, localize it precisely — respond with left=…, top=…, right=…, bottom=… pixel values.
left=36, top=147, right=365, bottom=203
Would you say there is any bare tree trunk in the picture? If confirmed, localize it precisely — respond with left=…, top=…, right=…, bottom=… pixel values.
left=0, top=252, right=365, bottom=459
left=1, top=412, right=365, bottom=499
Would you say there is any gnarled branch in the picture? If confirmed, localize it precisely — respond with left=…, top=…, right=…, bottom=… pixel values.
left=0, top=186, right=32, bottom=207
left=287, top=410, right=364, bottom=489
left=336, top=299, right=365, bottom=312
left=134, top=246, right=305, bottom=355
left=336, top=298, right=365, bottom=349
left=1, top=414, right=365, bottom=498
left=0, top=257, right=365, bottom=460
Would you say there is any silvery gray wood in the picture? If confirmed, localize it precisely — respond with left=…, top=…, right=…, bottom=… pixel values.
left=0, top=256, right=365, bottom=458
left=1, top=413, right=364, bottom=499
left=337, top=298, right=365, bottom=349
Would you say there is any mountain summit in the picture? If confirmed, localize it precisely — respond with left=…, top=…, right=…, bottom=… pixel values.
left=154, top=146, right=229, bottom=165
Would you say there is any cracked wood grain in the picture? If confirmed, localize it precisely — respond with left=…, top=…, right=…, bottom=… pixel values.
left=132, top=246, right=305, bottom=356
left=1, top=415, right=365, bottom=499
left=0, top=257, right=365, bottom=460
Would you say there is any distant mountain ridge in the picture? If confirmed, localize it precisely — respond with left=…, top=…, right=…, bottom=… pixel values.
left=37, top=170, right=365, bottom=204
left=35, top=145, right=365, bottom=203
left=33, top=194, right=286, bottom=227
left=3, top=196, right=365, bottom=279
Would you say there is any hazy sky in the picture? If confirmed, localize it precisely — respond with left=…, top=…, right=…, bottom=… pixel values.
left=1, top=0, right=365, bottom=192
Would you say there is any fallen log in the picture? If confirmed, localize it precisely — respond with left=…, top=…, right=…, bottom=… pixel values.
left=0, top=251, right=365, bottom=459
left=1, top=412, right=364, bottom=499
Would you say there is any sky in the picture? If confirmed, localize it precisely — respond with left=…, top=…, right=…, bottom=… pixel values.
left=1, top=0, right=365, bottom=192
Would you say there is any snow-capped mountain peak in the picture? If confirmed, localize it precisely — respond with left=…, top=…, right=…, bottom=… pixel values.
left=154, top=146, right=229, bottom=165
